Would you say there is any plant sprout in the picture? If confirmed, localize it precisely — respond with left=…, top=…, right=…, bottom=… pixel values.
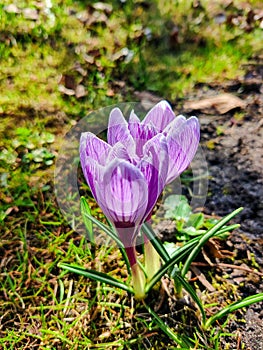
left=59, top=101, right=263, bottom=344
left=78, top=100, right=199, bottom=299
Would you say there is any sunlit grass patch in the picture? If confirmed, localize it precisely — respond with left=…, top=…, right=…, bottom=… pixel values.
left=129, top=0, right=263, bottom=98
left=144, top=40, right=250, bottom=99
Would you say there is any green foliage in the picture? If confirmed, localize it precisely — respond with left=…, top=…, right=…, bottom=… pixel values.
left=62, top=201, right=257, bottom=346
left=0, top=126, right=55, bottom=170
left=60, top=202, right=263, bottom=347
left=164, top=195, right=223, bottom=241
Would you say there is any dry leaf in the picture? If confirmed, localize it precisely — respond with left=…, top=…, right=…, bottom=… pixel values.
left=76, top=10, right=89, bottom=23
left=59, top=74, right=76, bottom=90
left=134, top=91, right=162, bottom=110
left=112, top=48, right=130, bottom=62
left=190, top=265, right=216, bottom=292
left=205, top=238, right=235, bottom=259
left=58, top=85, right=75, bottom=96
left=106, top=89, right=115, bottom=97
left=83, top=54, right=95, bottom=64
left=74, top=63, right=87, bottom=76
left=184, top=93, right=246, bottom=114
left=75, top=84, right=87, bottom=98
left=86, top=11, right=108, bottom=27
left=93, top=2, right=113, bottom=14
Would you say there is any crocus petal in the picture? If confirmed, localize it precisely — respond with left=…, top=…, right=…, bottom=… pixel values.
left=107, top=141, right=139, bottom=165
left=128, top=110, right=158, bottom=157
left=129, top=109, right=140, bottom=124
left=142, top=100, right=175, bottom=132
left=139, top=134, right=169, bottom=217
left=107, top=108, right=135, bottom=151
left=80, top=154, right=103, bottom=201
left=95, top=159, right=148, bottom=227
left=163, top=114, right=187, bottom=136
left=80, top=132, right=111, bottom=166
left=166, top=116, right=200, bottom=183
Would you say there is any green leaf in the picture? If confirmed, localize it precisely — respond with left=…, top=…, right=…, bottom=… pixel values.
left=181, top=207, right=243, bottom=278
left=203, top=218, right=218, bottom=229
left=41, top=131, right=55, bottom=144
left=204, top=292, right=263, bottom=329
left=145, top=212, right=242, bottom=294
left=142, top=222, right=170, bottom=262
left=143, top=223, right=206, bottom=322
left=82, top=211, right=122, bottom=246
left=145, top=242, right=196, bottom=293
left=58, top=263, right=133, bottom=294
left=172, top=272, right=206, bottom=324
left=142, top=301, right=191, bottom=348
left=182, top=226, right=205, bottom=236
left=80, top=196, right=94, bottom=243
left=163, top=242, right=178, bottom=257
left=187, top=212, right=204, bottom=229
left=16, top=127, right=31, bottom=138
left=215, top=224, right=240, bottom=238
left=81, top=210, right=131, bottom=273
left=164, top=195, right=191, bottom=220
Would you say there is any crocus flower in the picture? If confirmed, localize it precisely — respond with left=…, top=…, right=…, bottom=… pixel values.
left=80, top=130, right=169, bottom=298
left=80, top=100, right=200, bottom=297
left=107, top=101, right=200, bottom=282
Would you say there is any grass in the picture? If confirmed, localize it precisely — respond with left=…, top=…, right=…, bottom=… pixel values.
left=1, top=0, right=263, bottom=348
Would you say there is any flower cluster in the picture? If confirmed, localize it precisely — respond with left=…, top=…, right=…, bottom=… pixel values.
left=80, top=100, right=200, bottom=298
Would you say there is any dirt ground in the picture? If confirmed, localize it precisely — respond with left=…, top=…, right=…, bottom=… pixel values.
left=186, top=57, right=263, bottom=349
left=143, top=56, right=263, bottom=349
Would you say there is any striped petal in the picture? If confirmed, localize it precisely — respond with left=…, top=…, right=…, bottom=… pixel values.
left=140, top=134, right=169, bottom=216
left=107, top=142, right=139, bottom=165
left=142, top=100, right=175, bottom=132
left=95, top=159, right=148, bottom=226
left=166, top=116, right=200, bottom=183
left=80, top=132, right=111, bottom=166
left=128, top=111, right=158, bottom=157
left=163, top=114, right=187, bottom=136
left=107, top=108, right=135, bottom=151
left=80, top=154, right=103, bottom=201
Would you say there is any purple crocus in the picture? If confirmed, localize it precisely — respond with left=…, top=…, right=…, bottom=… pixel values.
left=80, top=129, right=169, bottom=298
left=106, top=101, right=200, bottom=282
left=80, top=132, right=169, bottom=246
left=107, top=100, right=200, bottom=185
left=79, top=100, right=200, bottom=298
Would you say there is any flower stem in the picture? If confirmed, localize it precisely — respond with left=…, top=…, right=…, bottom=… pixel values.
left=131, top=262, right=146, bottom=300
left=144, top=237, right=160, bottom=283
left=124, top=245, right=146, bottom=299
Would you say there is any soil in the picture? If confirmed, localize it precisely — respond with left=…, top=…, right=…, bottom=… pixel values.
left=184, top=58, right=263, bottom=349
left=147, top=57, right=263, bottom=349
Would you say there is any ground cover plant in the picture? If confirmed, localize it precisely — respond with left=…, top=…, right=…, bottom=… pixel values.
left=1, top=0, right=263, bottom=349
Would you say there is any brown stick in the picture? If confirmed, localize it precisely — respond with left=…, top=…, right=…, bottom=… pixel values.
left=192, top=262, right=263, bottom=277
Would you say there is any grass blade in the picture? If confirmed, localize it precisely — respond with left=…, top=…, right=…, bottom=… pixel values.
left=80, top=196, right=94, bottom=243
left=181, top=208, right=243, bottom=278
left=142, top=301, right=191, bottom=348
left=216, top=224, right=240, bottom=237
left=173, top=272, right=206, bottom=324
left=58, top=262, right=133, bottom=294
left=80, top=212, right=131, bottom=274
left=145, top=243, right=196, bottom=293
left=145, top=218, right=241, bottom=294
left=82, top=212, right=123, bottom=246
left=204, top=293, right=263, bottom=329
